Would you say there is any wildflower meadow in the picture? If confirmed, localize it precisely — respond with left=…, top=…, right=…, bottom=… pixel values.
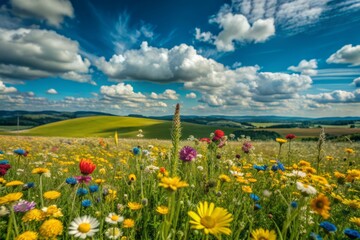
left=0, top=106, right=359, bottom=240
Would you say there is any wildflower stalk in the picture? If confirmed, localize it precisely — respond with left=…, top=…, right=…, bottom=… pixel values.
left=9, top=206, right=19, bottom=236
left=6, top=211, right=13, bottom=240
left=287, top=140, right=292, bottom=165
left=170, top=104, right=181, bottom=176
left=39, top=174, right=44, bottom=208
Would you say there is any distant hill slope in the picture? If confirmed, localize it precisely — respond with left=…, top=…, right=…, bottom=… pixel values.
left=17, top=116, right=240, bottom=139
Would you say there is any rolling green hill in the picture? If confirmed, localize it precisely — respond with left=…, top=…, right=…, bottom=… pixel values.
left=15, top=116, right=239, bottom=139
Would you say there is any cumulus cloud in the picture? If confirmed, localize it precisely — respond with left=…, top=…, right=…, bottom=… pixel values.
left=0, top=28, right=92, bottom=84
left=288, top=59, right=318, bottom=76
left=327, top=44, right=360, bottom=66
left=97, top=42, right=313, bottom=108
left=46, top=88, right=58, bottom=94
left=353, top=77, right=360, bottom=87
left=195, top=28, right=214, bottom=43
left=0, top=80, right=17, bottom=93
left=186, top=92, right=197, bottom=99
left=9, top=0, right=74, bottom=27
left=150, top=89, right=178, bottom=100
left=307, top=89, right=360, bottom=103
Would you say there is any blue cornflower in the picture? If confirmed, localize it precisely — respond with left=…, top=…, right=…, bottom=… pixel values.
left=277, top=160, right=285, bottom=171
left=14, top=149, right=28, bottom=156
left=77, top=188, right=88, bottom=196
left=89, top=185, right=99, bottom=193
left=0, top=160, right=9, bottom=165
left=66, top=177, right=77, bottom=185
left=250, top=193, right=260, bottom=202
left=319, top=221, right=337, bottom=233
left=310, top=232, right=323, bottom=240
left=271, top=165, right=278, bottom=171
left=81, top=199, right=91, bottom=208
left=253, top=164, right=267, bottom=171
left=23, top=182, right=35, bottom=190
left=254, top=203, right=262, bottom=210
left=291, top=201, right=298, bottom=208
left=0, top=150, right=4, bottom=154
left=132, top=147, right=141, bottom=155
left=344, top=229, right=360, bottom=239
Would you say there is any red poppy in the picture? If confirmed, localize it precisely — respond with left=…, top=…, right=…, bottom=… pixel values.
left=214, top=130, right=225, bottom=138
left=159, top=167, right=166, bottom=173
left=79, top=159, right=96, bottom=175
left=286, top=134, right=296, bottom=140
left=199, top=138, right=211, bottom=143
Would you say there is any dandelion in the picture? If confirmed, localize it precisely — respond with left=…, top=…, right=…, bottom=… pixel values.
left=242, top=186, right=252, bottom=193
left=43, top=190, right=61, bottom=200
left=156, top=205, right=169, bottom=215
left=188, top=201, right=233, bottom=237
left=105, top=227, right=123, bottom=239
left=219, top=174, right=231, bottom=183
left=159, top=176, right=188, bottom=191
left=122, top=219, right=135, bottom=228
left=128, top=202, right=142, bottom=210
left=68, top=215, right=100, bottom=239
left=31, top=168, right=50, bottom=175
left=251, top=228, right=276, bottom=240
left=15, top=231, right=38, bottom=240
left=179, top=146, right=197, bottom=162
left=39, top=219, right=63, bottom=238
left=105, top=213, right=124, bottom=224
left=5, top=180, right=24, bottom=187
left=22, top=209, right=45, bottom=222
left=42, top=205, right=63, bottom=218
left=0, top=192, right=23, bottom=205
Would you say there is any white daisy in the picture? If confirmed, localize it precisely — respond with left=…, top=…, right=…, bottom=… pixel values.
left=286, top=170, right=307, bottom=178
left=68, top=215, right=99, bottom=239
left=105, top=213, right=124, bottom=224
left=105, top=227, right=123, bottom=239
left=296, top=181, right=317, bottom=195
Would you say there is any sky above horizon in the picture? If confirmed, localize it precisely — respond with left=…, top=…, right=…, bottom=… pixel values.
left=1, top=0, right=360, bottom=117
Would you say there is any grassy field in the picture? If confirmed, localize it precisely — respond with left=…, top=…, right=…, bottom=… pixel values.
left=5, top=116, right=238, bottom=139
left=258, top=127, right=360, bottom=138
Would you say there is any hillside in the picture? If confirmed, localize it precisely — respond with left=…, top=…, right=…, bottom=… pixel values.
left=15, top=116, right=241, bottom=139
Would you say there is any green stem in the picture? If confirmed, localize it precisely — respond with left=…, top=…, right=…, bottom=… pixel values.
left=6, top=211, right=13, bottom=240
left=10, top=206, right=19, bottom=236
left=39, top=174, right=44, bottom=208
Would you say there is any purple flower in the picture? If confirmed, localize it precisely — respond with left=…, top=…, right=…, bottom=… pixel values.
left=13, top=200, right=36, bottom=213
left=242, top=142, right=253, bottom=154
left=75, top=175, right=92, bottom=184
left=179, top=146, right=197, bottom=162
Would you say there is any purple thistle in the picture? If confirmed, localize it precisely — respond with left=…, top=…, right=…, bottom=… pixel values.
left=13, top=200, right=36, bottom=213
left=179, top=146, right=197, bottom=162
left=242, top=141, right=253, bottom=154
left=75, top=175, right=92, bottom=184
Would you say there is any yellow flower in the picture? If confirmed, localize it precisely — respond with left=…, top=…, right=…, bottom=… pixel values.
left=311, top=175, right=329, bottom=186
left=39, top=219, right=63, bottom=238
left=236, top=177, right=248, bottom=184
left=156, top=206, right=169, bottom=215
left=350, top=217, right=360, bottom=227
left=345, top=148, right=355, bottom=154
left=251, top=228, right=277, bottom=240
left=346, top=169, right=360, bottom=182
left=15, top=231, right=38, bottom=240
left=123, top=219, right=135, bottom=228
left=247, top=178, right=257, bottom=183
left=42, top=205, right=63, bottom=218
left=22, top=209, right=45, bottom=222
left=331, top=193, right=344, bottom=203
left=106, top=189, right=117, bottom=202
left=99, top=168, right=106, bottom=175
left=128, top=174, right=136, bottom=182
left=43, top=191, right=61, bottom=200
left=242, top=186, right=252, bottom=193
left=0, top=178, right=6, bottom=184
left=325, top=156, right=334, bottom=161
left=188, top=201, right=233, bottom=237
left=5, top=180, right=24, bottom=187
left=95, top=178, right=106, bottom=184
left=218, top=174, right=231, bottom=183
left=276, top=138, right=287, bottom=144
left=159, top=176, right=188, bottom=191
left=128, top=202, right=142, bottom=210
left=310, top=193, right=330, bottom=219
left=31, top=168, right=50, bottom=175
left=334, top=171, right=346, bottom=179
left=0, top=192, right=23, bottom=205
left=298, top=160, right=311, bottom=167
left=342, top=199, right=360, bottom=209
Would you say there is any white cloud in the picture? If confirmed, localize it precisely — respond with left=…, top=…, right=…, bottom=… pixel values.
left=10, top=0, right=74, bottom=27
left=288, top=59, right=318, bottom=76
left=0, top=28, right=92, bottom=84
left=211, top=13, right=275, bottom=51
left=100, top=83, right=146, bottom=101
left=327, top=44, right=360, bottom=66
left=307, top=89, right=360, bottom=103
left=46, top=88, right=58, bottom=94
left=186, top=92, right=197, bottom=99
left=150, top=89, right=178, bottom=100
left=0, top=80, right=17, bottom=93
left=352, top=77, right=360, bottom=87
left=195, top=28, right=214, bottom=43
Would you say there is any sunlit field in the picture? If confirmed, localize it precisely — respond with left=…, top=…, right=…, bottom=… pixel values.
left=0, top=129, right=359, bottom=239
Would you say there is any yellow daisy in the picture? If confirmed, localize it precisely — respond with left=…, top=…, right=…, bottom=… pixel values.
left=31, top=168, right=50, bottom=175
left=43, top=191, right=61, bottom=200
left=127, top=202, right=142, bottom=210
left=251, top=228, right=277, bottom=240
left=5, top=180, right=24, bottom=187
left=156, top=206, right=169, bottom=215
left=310, top=193, right=330, bottom=219
left=350, top=217, right=360, bottom=227
left=159, top=176, right=188, bottom=191
left=123, top=219, right=135, bottom=228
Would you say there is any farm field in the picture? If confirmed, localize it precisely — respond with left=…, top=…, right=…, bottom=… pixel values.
left=0, top=130, right=359, bottom=239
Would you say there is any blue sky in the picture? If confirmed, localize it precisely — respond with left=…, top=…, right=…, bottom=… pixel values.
left=1, top=0, right=360, bottom=117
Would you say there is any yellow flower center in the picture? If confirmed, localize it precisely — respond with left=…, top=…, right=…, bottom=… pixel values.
left=200, top=216, right=216, bottom=228
left=111, top=215, right=119, bottom=221
left=78, top=223, right=91, bottom=233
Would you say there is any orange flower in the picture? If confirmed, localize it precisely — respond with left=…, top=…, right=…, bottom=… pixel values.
left=79, top=159, right=96, bottom=175
left=310, top=193, right=330, bottom=219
